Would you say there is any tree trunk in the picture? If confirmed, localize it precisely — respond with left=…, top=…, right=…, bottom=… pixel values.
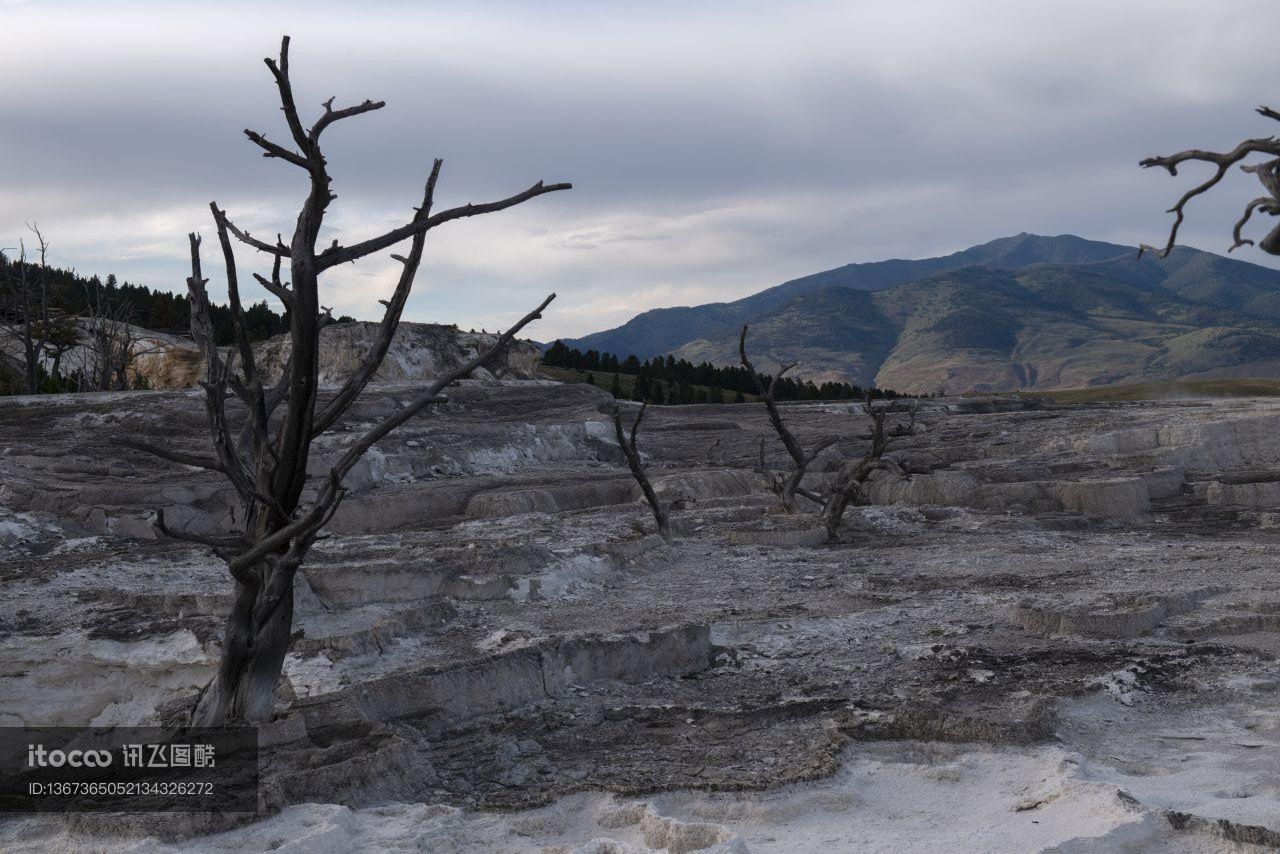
left=23, top=347, right=37, bottom=394
left=192, top=570, right=295, bottom=725
left=822, top=489, right=851, bottom=541
left=781, top=467, right=805, bottom=513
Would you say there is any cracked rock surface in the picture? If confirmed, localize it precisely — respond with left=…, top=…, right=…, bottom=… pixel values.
left=5, top=383, right=1280, bottom=850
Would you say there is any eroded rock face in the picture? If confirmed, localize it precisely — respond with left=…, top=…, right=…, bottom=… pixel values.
left=253, top=321, right=542, bottom=387
left=8, top=386, right=1280, bottom=849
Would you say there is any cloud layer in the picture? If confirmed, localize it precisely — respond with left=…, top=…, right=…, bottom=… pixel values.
left=3, top=0, right=1279, bottom=339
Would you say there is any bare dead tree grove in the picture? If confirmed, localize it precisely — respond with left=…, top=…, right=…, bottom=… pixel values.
left=119, top=36, right=570, bottom=725
left=78, top=278, right=155, bottom=392
left=0, top=232, right=153, bottom=394
left=610, top=401, right=671, bottom=543
left=739, top=324, right=836, bottom=512
left=1141, top=104, right=1280, bottom=258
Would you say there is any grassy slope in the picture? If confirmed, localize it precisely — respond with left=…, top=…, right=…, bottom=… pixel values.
left=1010, top=377, right=1280, bottom=402
left=537, top=365, right=758, bottom=402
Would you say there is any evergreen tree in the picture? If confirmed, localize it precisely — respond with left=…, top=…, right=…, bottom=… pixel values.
left=544, top=340, right=571, bottom=366
left=534, top=340, right=906, bottom=405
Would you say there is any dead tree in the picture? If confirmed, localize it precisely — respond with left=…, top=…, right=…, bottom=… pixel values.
left=820, top=398, right=916, bottom=541
left=1140, top=105, right=1280, bottom=258
left=118, top=36, right=569, bottom=725
left=43, top=312, right=78, bottom=386
left=0, top=225, right=54, bottom=393
left=611, top=401, right=671, bottom=543
left=739, top=324, right=835, bottom=511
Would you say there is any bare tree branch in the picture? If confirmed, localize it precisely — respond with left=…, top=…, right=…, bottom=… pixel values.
left=112, top=437, right=227, bottom=473
left=316, top=179, right=572, bottom=269
left=309, top=96, right=386, bottom=141
left=263, top=35, right=311, bottom=156
left=218, top=210, right=291, bottom=257
left=1230, top=196, right=1278, bottom=251
left=1139, top=133, right=1280, bottom=258
left=252, top=273, right=293, bottom=305
left=310, top=159, right=443, bottom=436
left=228, top=490, right=334, bottom=577
left=154, top=508, right=246, bottom=551
left=185, top=235, right=254, bottom=502
left=326, top=293, right=556, bottom=483
left=243, top=130, right=311, bottom=169
left=209, top=204, right=274, bottom=472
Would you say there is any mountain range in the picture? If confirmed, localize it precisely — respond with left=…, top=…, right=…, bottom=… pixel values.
left=563, top=233, right=1280, bottom=393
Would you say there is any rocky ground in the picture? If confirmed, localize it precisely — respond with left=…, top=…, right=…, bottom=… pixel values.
left=3, top=380, right=1280, bottom=851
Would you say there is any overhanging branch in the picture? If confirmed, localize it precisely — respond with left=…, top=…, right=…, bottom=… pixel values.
left=243, top=130, right=311, bottom=169
left=1139, top=134, right=1280, bottom=258
left=316, top=179, right=572, bottom=269
left=112, top=437, right=226, bottom=473
left=218, top=209, right=290, bottom=258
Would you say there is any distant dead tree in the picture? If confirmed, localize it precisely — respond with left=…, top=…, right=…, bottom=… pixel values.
left=610, top=401, right=671, bottom=543
left=118, top=36, right=569, bottom=725
left=820, top=397, right=916, bottom=541
left=1140, top=104, right=1280, bottom=258
left=739, top=324, right=835, bottom=512
left=0, top=225, right=57, bottom=393
left=706, top=437, right=723, bottom=466
left=42, top=315, right=78, bottom=387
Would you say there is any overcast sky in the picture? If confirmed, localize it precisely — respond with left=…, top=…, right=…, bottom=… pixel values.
left=3, top=0, right=1280, bottom=339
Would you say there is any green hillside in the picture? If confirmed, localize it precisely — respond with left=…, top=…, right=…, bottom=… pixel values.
left=573, top=233, right=1280, bottom=394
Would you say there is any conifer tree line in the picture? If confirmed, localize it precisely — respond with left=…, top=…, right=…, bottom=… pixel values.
left=0, top=250, right=354, bottom=346
left=542, top=339, right=904, bottom=405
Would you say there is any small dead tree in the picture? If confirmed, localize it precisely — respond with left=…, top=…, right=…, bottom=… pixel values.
left=0, top=225, right=54, bottom=394
left=739, top=324, right=835, bottom=511
left=1140, top=105, right=1280, bottom=258
left=610, top=401, right=671, bottom=543
left=118, top=36, right=569, bottom=724
left=820, top=398, right=916, bottom=541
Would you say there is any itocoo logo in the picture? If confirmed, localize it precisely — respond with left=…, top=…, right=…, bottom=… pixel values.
left=27, top=744, right=113, bottom=768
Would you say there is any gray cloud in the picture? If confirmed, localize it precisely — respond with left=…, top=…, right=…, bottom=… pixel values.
left=2, top=0, right=1279, bottom=339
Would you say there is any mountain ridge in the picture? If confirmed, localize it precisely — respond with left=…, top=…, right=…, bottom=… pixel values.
left=564, top=234, right=1280, bottom=393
